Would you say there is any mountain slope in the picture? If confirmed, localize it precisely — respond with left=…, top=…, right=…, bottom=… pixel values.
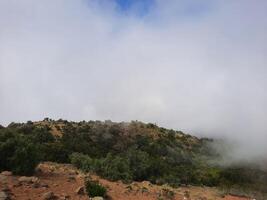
left=0, top=119, right=267, bottom=199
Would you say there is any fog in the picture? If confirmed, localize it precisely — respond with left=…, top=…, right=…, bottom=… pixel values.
left=0, top=0, right=267, bottom=162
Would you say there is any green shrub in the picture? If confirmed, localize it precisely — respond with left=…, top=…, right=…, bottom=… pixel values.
left=101, top=153, right=132, bottom=181
left=126, top=148, right=151, bottom=181
left=70, top=152, right=93, bottom=172
left=41, top=142, right=69, bottom=163
left=0, top=131, right=40, bottom=175
left=85, top=179, right=107, bottom=198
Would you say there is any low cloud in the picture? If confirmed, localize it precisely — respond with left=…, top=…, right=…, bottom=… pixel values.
left=0, top=0, right=267, bottom=161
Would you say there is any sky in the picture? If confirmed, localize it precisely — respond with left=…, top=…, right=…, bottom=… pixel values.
left=0, top=0, right=267, bottom=161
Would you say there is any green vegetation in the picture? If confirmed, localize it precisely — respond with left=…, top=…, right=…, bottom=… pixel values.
left=84, top=178, right=107, bottom=198
left=0, top=119, right=267, bottom=198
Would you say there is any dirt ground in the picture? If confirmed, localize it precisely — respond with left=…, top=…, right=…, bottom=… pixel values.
left=0, top=162, right=251, bottom=200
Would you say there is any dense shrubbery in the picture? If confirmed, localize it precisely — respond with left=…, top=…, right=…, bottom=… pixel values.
left=1, top=119, right=267, bottom=197
left=85, top=178, right=107, bottom=198
left=0, top=128, right=40, bottom=175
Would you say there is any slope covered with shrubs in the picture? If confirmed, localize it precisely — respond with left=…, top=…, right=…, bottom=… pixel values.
left=0, top=119, right=267, bottom=197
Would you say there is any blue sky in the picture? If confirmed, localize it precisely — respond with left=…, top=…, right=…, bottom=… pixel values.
left=114, top=0, right=213, bottom=18
left=115, top=0, right=154, bottom=16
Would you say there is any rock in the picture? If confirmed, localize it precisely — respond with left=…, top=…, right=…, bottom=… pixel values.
left=31, top=177, right=39, bottom=183
left=59, top=193, right=70, bottom=200
left=90, top=197, right=104, bottom=200
left=75, top=186, right=85, bottom=195
left=141, top=181, right=152, bottom=187
left=0, top=175, right=7, bottom=183
left=18, top=176, right=39, bottom=184
left=42, top=191, right=57, bottom=200
left=40, top=183, right=49, bottom=188
left=0, top=191, right=8, bottom=200
left=1, top=171, right=12, bottom=176
left=1, top=186, right=11, bottom=193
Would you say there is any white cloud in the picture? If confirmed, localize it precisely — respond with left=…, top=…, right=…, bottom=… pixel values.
left=0, top=0, right=267, bottom=160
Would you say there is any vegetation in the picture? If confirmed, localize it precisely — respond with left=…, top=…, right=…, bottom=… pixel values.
left=0, top=119, right=267, bottom=198
left=84, top=178, right=107, bottom=198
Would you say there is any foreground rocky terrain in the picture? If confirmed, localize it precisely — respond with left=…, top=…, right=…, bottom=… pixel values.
left=0, top=162, right=251, bottom=200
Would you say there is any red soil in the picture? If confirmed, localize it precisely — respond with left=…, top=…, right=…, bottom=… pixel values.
left=0, top=162, right=251, bottom=200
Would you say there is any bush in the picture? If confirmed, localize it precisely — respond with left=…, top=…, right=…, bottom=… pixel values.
left=0, top=131, right=40, bottom=175
left=85, top=179, right=107, bottom=198
left=101, top=153, right=132, bottom=181
left=70, top=152, right=93, bottom=172
left=126, top=148, right=151, bottom=181
left=10, top=141, right=39, bottom=175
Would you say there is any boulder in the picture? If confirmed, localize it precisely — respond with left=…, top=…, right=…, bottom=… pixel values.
left=1, top=171, right=12, bottom=176
left=18, top=176, right=39, bottom=184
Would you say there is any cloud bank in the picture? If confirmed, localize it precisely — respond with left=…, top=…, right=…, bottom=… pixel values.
left=1, top=0, right=267, bottom=161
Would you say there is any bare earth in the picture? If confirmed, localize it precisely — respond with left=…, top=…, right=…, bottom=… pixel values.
left=0, top=162, right=251, bottom=200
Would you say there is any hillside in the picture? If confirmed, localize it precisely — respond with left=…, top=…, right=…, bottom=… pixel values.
left=0, top=119, right=267, bottom=199
left=0, top=162, right=250, bottom=200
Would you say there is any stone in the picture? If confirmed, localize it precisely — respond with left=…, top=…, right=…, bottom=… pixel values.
left=42, top=191, right=57, bottom=200
left=1, top=186, right=11, bottom=193
left=0, top=191, right=8, bottom=200
left=1, top=171, right=12, bottom=176
left=90, top=197, right=104, bottom=200
left=59, top=193, right=70, bottom=200
left=40, top=183, right=49, bottom=188
left=0, top=175, right=7, bottom=183
left=75, top=186, right=85, bottom=195
left=18, top=176, right=39, bottom=184
left=31, top=177, right=39, bottom=183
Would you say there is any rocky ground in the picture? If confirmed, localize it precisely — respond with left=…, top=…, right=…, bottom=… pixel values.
left=0, top=162, right=251, bottom=200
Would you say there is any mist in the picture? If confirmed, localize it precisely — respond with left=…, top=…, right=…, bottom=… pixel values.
left=0, top=0, right=267, bottom=162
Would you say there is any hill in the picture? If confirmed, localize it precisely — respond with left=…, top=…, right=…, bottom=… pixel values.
left=0, top=119, right=267, bottom=199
